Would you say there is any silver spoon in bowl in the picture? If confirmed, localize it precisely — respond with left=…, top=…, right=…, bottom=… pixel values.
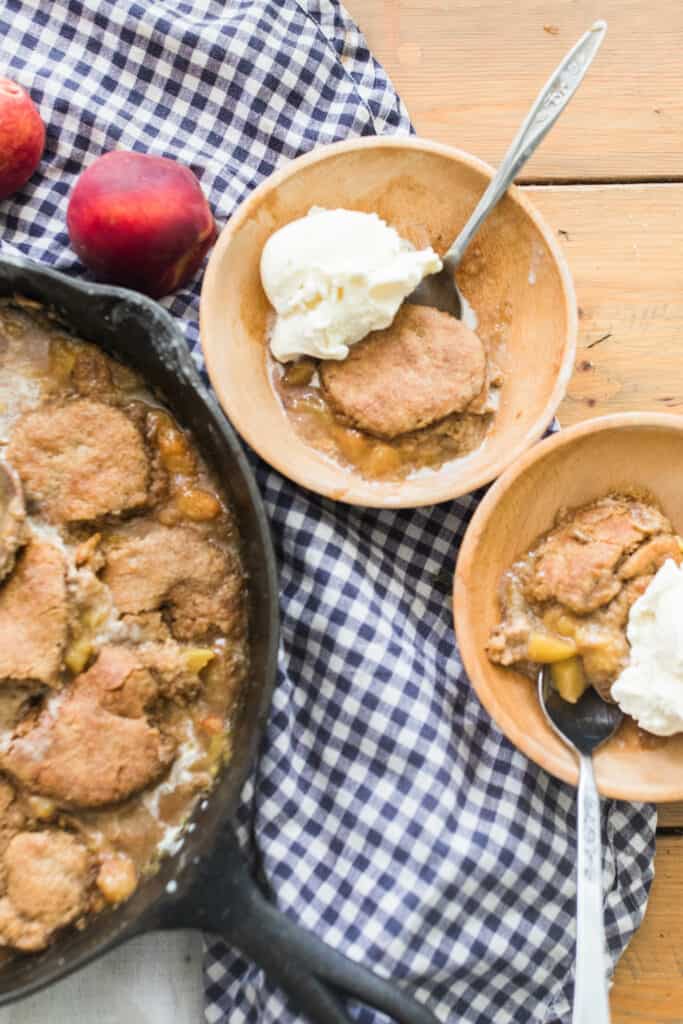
left=538, top=667, right=623, bottom=1024
left=409, top=20, right=607, bottom=319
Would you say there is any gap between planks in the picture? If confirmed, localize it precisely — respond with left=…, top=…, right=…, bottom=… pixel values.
left=521, top=177, right=683, bottom=187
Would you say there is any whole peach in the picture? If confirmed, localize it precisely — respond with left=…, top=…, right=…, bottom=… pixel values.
left=67, top=151, right=217, bottom=298
left=0, top=78, right=45, bottom=199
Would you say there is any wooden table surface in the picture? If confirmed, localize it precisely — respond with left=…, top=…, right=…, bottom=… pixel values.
left=345, top=1, right=683, bottom=1021
left=1, top=6, right=680, bottom=1024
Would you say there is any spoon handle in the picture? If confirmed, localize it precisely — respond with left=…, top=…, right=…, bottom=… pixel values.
left=444, top=20, right=607, bottom=268
left=573, top=752, right=611, bottom=1024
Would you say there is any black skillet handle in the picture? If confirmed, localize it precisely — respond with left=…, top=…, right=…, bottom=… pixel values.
left=160, top=824, right=440, bottom=1024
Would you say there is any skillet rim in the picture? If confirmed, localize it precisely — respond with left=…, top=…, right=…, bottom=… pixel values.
left=0, top=253, right=280, bottom=1002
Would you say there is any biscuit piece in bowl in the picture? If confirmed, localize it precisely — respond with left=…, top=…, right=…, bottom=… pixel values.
left=454, top=412, right=683, bottom=801
left=201, top=136, right=577, bottom=507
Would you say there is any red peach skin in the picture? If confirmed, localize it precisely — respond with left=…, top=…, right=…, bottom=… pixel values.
left=67, top=151, right=217, bottom=298
left=0, top=78, right=45, bottom=200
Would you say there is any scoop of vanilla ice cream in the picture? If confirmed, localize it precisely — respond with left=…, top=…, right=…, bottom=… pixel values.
left=611, top=558, right=683, bottom=735
left=260, top=207, right=442, bottom=362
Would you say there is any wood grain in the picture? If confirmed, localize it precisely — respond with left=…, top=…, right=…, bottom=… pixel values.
left=613, top=837, right=683, bottom=1022
left=658, top=804, right=683, bottom=829
left=346, top=0, right=683, bottom=182
left=521, top=184, right=683, bottom=425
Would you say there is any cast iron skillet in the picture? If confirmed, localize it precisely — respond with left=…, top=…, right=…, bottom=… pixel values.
left=0, top=254, right=438, bottom=1024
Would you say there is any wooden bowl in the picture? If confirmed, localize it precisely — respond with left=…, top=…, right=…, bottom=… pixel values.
left=454, top=412, right=683, bottom=801
left=200, top=137, right=577, bottom=507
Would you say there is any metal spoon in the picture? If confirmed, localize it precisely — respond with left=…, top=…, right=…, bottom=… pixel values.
left=409, top=20, right=607, bottom=319
left=538, top=667, right=623, bottom=1024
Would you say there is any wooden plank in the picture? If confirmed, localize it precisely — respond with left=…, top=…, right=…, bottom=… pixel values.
left=521, top=184, right=683, bottom=425
left=659, top=804, right=683, bottom=829
left=346, top=0, right=683, bottom=182
left=613, top=836, right=683, bottom=1022
left=506, top=184, right=683, bottom=1021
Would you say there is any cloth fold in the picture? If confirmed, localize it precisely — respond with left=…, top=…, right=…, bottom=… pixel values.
left=0, top=3, right=655, bottom=1023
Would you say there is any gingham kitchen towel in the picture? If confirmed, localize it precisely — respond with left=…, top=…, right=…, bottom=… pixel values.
left=0, top=2, right=656, bottom=1022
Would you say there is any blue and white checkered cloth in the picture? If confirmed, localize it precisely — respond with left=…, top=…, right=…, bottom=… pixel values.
left=1, top=3, right=656, bottom=1022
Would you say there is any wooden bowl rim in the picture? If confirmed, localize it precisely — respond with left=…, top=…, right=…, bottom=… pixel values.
left=453, top=411, right=683, bottom=800
left=200, top=136, right=578, bottom=508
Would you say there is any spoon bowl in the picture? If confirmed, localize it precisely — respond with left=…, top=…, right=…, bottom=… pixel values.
left=538, top=668, right=623, bottom=757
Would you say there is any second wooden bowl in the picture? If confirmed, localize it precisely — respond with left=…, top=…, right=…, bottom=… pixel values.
left=200, top=136, right=577, bottom=507
left=454, top=412, right=683, bottom=801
